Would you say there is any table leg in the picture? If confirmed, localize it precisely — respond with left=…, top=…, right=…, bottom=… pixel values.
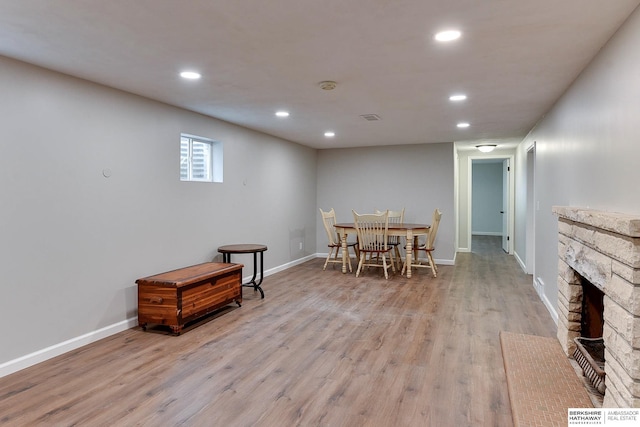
left=340, top=229, right=348, bottom=274
left=405, top=230, right=413, bottom=278
left=222, top=252, right=265, bottom=298
left=255, top=251, right=265, bottom=287
left=247, top=252, right=258, bottom=284
left=245, top=251, right=265, bottom=299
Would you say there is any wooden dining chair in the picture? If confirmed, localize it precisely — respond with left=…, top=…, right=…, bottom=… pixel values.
left=319, top=208, right=358, bottom=272
left=375, top=208, right=404, bottom=270
left=353, top=210, right=395, bottom=279
left=402, top=209, right=442, bottom=277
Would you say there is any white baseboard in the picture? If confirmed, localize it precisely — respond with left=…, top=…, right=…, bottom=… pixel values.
left=457, top=247, right=471, bottom=253
left=514, top=251, right=527, bottom=273
left=534, top=276, right=558, bottom=326
left=471, top=231, right=502, bottom=236
left=255, top=254, right=316, bottom=280
left=0, top=317, right=138, bottom=378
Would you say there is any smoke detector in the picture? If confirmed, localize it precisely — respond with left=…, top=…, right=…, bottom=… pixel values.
left=319, top=81, right=337, bottom=90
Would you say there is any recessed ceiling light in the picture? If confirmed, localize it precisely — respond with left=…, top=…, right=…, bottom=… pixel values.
left=449, top=94, right=467, bottom=101
left=324, top=131, right=335, bottom=138
left=180, top=71, right=201, bottom=80
left=457, top=122, right=470, bottom=128
left=435, top=30, right=461, bottom=42
left=275, top=111, right=290, bottom=117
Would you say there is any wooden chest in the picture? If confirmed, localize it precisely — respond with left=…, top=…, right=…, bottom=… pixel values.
left=136, top=262, right=243, bottom=335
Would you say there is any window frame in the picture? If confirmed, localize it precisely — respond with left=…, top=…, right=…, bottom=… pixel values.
left=180, top=134, right=223, bottom=183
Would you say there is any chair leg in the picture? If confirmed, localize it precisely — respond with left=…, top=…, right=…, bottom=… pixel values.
left=381, top=254, right=389, bottom=279
left=323, top=247, right=334, bottom=270
left=356, top=253, right=365, bottom=277
left=394, top=246, right=402, bottom=270
left=427, top=252, right=437, bottom=277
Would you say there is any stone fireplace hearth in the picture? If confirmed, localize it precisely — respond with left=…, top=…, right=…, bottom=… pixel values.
left=554, top=207, right=640, bottom=408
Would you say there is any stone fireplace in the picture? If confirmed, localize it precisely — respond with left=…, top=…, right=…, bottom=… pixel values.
left=554, top=206, right=640, bottom=407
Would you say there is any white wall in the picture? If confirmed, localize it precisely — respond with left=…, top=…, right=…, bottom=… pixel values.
left=472, top=162, right=503, bottom=235
left=517, top=5, right=640, bottom=320
left=316, top=143, right=456, bottom=263
left=0, top=56, right=317, bottom=370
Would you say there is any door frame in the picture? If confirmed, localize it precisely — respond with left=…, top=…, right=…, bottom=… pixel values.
left=525, top=142, right=536, bottom=274
left=502, top=158, right=510, bottom=253
left=467, top=154, right=515, bottom=254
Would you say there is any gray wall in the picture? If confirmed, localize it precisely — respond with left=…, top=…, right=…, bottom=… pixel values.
left=516, top=6, right=640, bottom=320
left=0, top=56, right=317, bottom=368
left=472, top=162, right=503, bottom=235
left=316, top=143, right=456, bottom=263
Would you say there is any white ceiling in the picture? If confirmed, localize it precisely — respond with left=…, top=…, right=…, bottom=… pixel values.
left=1, top=1, right=638, bottom=150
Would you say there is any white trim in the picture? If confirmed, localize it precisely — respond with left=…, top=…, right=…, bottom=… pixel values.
left=0, top=317, right=138, bottom=378
left=534, top=276, right=558, bottom=325
left=514, top=250, right=527, bottom=273
left=258, top=254, right=316, bottom=279
left=471, top=231, right=502, bottom=236
left=467, top=154, right=515, bottom=255
left=457, top=247, right=471, bottom=253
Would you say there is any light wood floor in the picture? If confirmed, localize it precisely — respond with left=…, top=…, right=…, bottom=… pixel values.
left=0, top=236, right=556, bottom=427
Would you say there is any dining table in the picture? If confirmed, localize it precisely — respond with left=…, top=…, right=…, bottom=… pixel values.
left=334, top=222, right=430, bottom=278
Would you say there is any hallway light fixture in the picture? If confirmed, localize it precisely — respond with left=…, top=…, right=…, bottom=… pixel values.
left=476, top=144, right=497, bottom=153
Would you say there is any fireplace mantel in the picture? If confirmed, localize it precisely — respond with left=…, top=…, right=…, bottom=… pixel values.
left=553, top=206, right=640, bottom=408
left=553, top=206, right=640, bottom=238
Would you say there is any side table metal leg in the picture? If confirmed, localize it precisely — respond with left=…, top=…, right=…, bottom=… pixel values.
left=257, top=251, right=264, bottom=298
left=250, top=251, right=265, bottom=298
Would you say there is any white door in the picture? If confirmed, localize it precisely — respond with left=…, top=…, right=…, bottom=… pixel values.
left=502, top=159, right=510, bottom=252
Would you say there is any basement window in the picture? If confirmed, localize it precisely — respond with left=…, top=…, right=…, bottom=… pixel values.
left=180, top=134, right=223, bottom=182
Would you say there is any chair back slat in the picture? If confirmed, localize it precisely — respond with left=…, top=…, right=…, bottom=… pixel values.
left=319, top=208, right=340, bottom=246
left=353, top=210, right=389, bottom=252
left=376, top=208, right=404, bottom=244
left=425, top=209, right=442, bottom=250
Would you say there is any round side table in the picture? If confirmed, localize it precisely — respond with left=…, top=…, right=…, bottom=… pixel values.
left=218, top=244, right=267, bottom=299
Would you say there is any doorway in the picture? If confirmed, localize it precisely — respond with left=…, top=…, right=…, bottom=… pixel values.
left=469, top=155, right=514, bottom=254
